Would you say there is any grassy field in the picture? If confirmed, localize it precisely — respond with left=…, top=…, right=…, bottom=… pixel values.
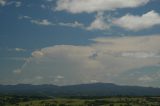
left=1, top=95, right=160, bottom=106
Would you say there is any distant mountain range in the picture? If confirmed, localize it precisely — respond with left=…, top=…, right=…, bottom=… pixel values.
left=0, top=83, right=160, bottom=97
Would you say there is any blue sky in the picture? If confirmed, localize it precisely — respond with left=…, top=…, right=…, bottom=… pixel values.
left=0, top=0, right=160, bottom=87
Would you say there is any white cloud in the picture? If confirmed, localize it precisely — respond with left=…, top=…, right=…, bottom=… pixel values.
left=58, top=17, right=110, bottom=30
left=13, top=69, right=22, bottom=74
left=0, top=0, right=6, bottom=6
left=113, top=66, right=160, bottom=87
left=138, top=75, right=153, bottom=82
left=59, top=21, right=84, bottom=28
left=18, top=15, right=106, bottom=31
left=90, top=80, right=99, bottom=83
left=87, top=12, right=110, bottom=30
left=0, top=0, right=22, bottom=7
left=7, top=1, right=22, bottom=7
left=31, top=19, right=54, bottom=26
left=8, top=48, right=26, bottom=52
left=40, top=4, right=50, bottom=9
left=92, top=35, right=160, bottom=52
left=18, top=16, right=32, bottom=20
left=14, top=1, right=21, bottom=7
left=35, top=76, right=43, bottom=80
left=56, top=75, right=64, bottom=79
left=15, top=48, right=26, bottom=52
left=53, top=75, right=64, bottom=84
left=41, top=4, right=46, bottom=9
left=55, top=0, right=150, bottom=13
left=121, top=52, right=160, bottom=58
left=19, top=16, right=54, bottom=26
left=46, top=0, right=53, bottom=2
left=32, top=50, right=44, bottom=58
left=19, top=16, right=85, bottom=29
left=113, top=10, right=160, bottom=31
left=14, top=35, right=160, bottom=86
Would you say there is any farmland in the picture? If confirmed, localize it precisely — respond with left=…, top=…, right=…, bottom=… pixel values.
left=1, top=95, right=160, bottom=106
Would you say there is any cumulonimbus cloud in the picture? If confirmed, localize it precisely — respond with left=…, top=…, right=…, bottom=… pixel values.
left=13, top=35, right=160, bottom=86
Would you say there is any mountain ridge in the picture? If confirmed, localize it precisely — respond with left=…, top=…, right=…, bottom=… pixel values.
left=0, top=83, right=160, bottom=97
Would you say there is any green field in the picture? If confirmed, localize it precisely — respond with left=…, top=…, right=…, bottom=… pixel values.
left=1, top=95, right=160, bottom=106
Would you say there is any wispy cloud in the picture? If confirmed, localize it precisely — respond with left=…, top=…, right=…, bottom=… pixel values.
left=14, top=48, right=26, bottom=52
left=31, top=19, right=54, bottom=26
left=59, top=21, right=84, bottom=28
left=19, top=15, right=111, bottom=31
left=18, top=16, right=32, bottom=20
left=0, top=0, right=22, bottom=7
left=7, top=1, right=22, bottom=7
left=8, top=48, right=26, bottom=52
left=19, top=16, right=54, bottom=26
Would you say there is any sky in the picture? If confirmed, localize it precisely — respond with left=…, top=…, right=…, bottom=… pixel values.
left=0, top=0, right=160, bottom=87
